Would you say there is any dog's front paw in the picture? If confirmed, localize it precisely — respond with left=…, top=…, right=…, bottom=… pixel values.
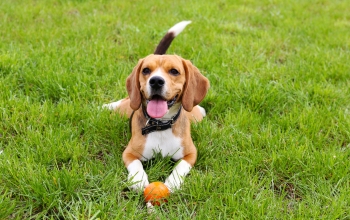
left=127, top=160, right=149, bottom=191
left=164, top=160, right=192, bottom=192
left=164, top=176, right=181, bottom=193
left=128, top=172, right=150, bottom=191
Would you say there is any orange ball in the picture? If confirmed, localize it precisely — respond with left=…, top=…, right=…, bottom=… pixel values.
left=144, top=182, right=170, bottom=206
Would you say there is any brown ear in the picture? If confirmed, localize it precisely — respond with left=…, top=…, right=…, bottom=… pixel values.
left=126, top=59, right=144, bottom=110
left=182, top=59, right=210, bottom=112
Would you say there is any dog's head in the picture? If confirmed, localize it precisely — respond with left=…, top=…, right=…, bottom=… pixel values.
left=126, top=54, right=209, bottom=118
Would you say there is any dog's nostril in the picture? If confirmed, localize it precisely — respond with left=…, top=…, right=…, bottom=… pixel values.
left=149, top=76, right=165, bottom=88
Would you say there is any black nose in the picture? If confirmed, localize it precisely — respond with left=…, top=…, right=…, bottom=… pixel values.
left=149, top=76, right=165, bottom=89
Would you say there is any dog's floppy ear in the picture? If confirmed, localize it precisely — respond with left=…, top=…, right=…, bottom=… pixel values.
left=126, top=59, right=144, bottom=110
left=181, top=59, right=210, bottom=112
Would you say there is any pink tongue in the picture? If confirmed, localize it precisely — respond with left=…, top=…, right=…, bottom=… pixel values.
left=147, top=98, right=168, bottom=118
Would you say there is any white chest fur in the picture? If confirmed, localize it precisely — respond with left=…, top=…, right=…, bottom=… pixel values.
left=142, top=129, right=184, bottom=161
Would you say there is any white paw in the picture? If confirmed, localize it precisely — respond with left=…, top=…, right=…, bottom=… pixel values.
left=164, top=175, right=182, bottom=192
left=127, top=160, right=149, bottom=191
left=102, top=100, right=122, bottom=111
left=164, top=160, right=192, bottom=192
left=128, top=171, right=149, bottom=191
left=197, top=105, right=206, bottom=117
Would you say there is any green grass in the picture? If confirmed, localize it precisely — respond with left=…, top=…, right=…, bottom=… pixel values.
left=1, top=0, right=350, bottom=218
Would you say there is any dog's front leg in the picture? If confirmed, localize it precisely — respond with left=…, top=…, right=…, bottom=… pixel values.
left=126, top=159, right=149, bottom=191
left=165, top=147, right=198, bottom=191
left=165, top=159, right=192, bottom=191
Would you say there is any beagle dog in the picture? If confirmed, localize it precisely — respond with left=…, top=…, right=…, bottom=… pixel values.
left=104, top=21, right=209, bottom=192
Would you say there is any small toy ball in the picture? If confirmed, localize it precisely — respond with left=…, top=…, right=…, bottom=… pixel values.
left=144, top=182, right=170, bottom=206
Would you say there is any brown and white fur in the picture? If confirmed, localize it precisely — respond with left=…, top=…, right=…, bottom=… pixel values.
left=103, top=21, right=209, bottom=192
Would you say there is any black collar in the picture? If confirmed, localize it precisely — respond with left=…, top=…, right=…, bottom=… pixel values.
left=140, top=105, right=182, bottom=135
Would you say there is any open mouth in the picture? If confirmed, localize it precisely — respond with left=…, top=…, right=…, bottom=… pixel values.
left=146, top=95, right=178, bottom=118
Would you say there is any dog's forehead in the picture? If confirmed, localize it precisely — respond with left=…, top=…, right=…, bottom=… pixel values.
left=142, top=55, right=183, bottom=68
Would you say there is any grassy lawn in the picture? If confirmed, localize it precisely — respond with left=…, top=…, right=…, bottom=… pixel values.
left=1, top=0, right=350, bottom=218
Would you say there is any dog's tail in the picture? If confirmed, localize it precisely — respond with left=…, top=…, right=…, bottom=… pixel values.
left=154, top=21, right=191, bottom=55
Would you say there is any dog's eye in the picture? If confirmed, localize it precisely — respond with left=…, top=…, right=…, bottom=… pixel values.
left=169, top=68, right=179, bottom=76
left=142, top=68, right=151, bottom=75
